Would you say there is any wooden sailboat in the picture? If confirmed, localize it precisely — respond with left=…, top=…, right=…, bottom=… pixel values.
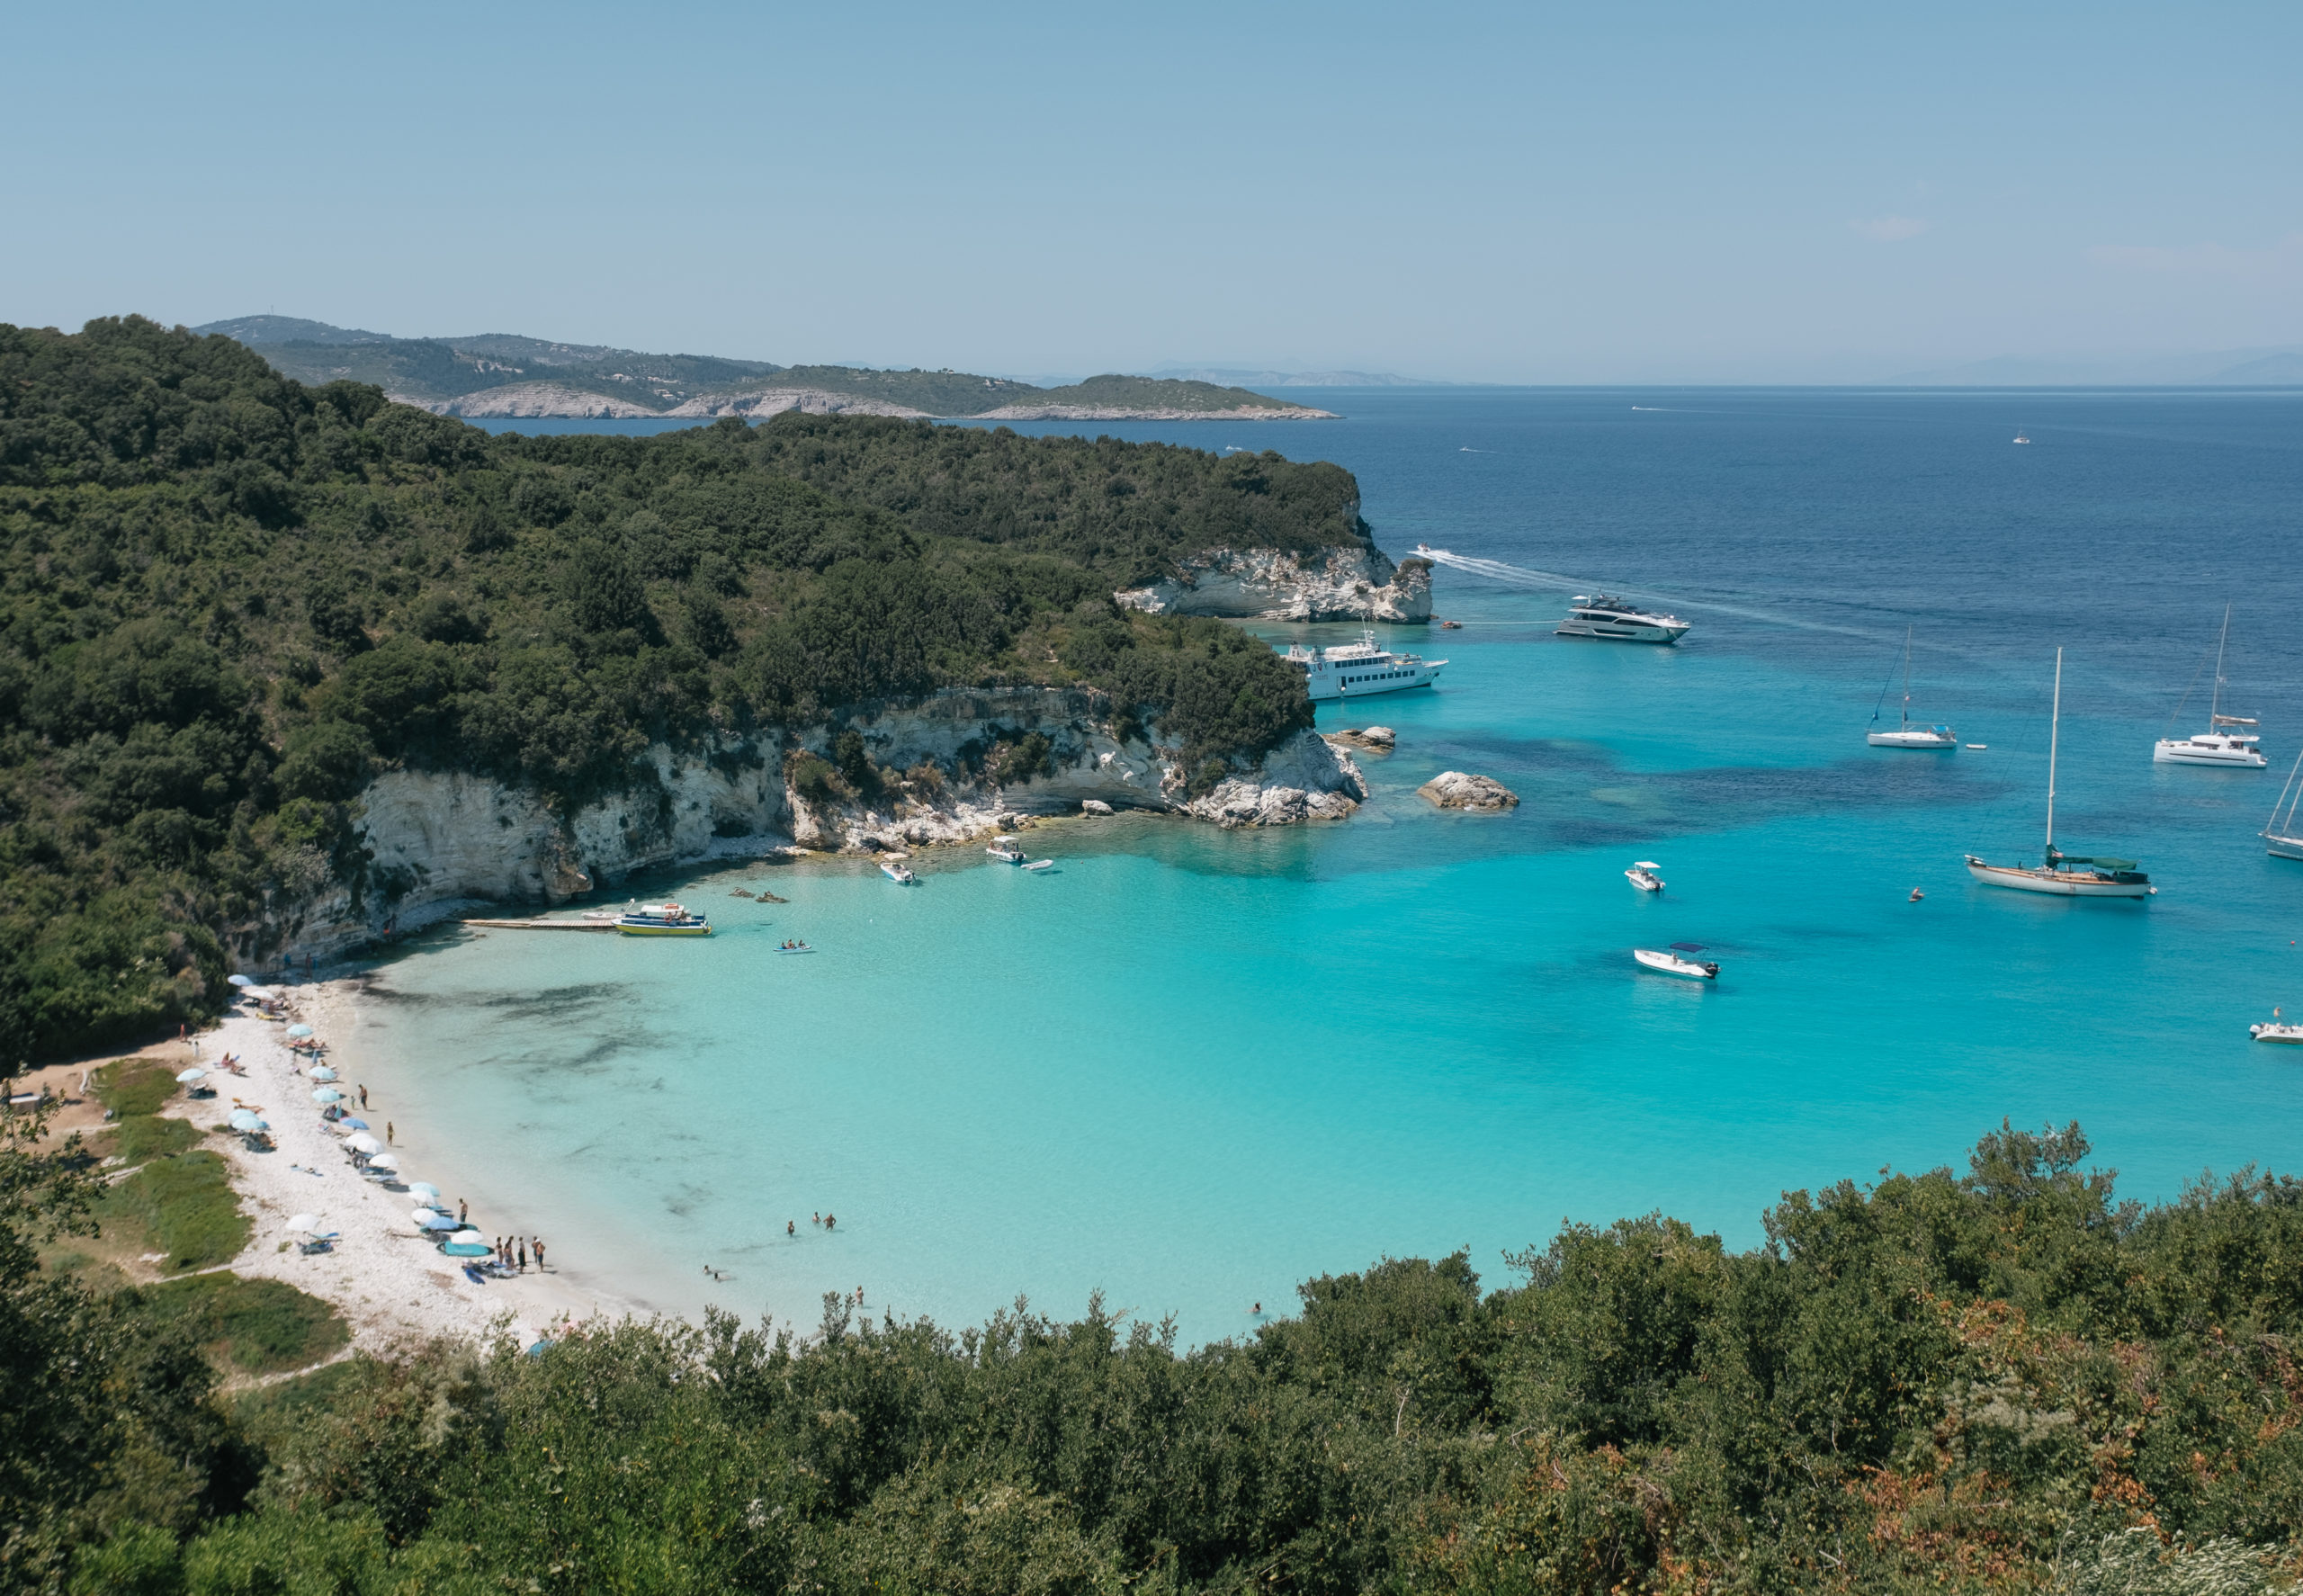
left=1965, top=649, right=2155, bottom=898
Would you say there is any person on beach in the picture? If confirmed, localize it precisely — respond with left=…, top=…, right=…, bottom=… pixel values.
left=826, top=1214, right=836, bottom=1231
left=518, top=1238, right=527, bottom=1271
left=459, top=1198, right=468, bottom=1223
left=812, top=1212, right=820, bottom=1226
left=358, top=1084, right=368, bottom=1108
left=387, top=1121, right=395, bottom=1144
left=533, top=1238, right=546, bottom=1270
left=787, top=1220, right=794, bottom=1236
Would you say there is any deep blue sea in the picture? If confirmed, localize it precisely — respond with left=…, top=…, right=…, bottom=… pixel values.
left=364, top=390, right=2303, bottom=1341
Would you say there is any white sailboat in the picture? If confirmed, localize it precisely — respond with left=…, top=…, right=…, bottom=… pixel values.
left=2263, top=749, right=2303, bottom=862
left=1965, top=649, right=2155, bottom=898
left=2154, top=605, right=2266, bottom=767
left=1868, top=625, right=1956, bottom=749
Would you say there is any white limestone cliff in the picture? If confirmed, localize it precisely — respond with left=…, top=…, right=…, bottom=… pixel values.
left=1116, top=546, right=1432, bottom=623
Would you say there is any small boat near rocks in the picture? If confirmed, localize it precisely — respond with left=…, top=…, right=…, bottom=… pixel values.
left=881, top=861, right=916, bottom=884
left=988, top=840, right=1026, bottom=864
left=1022, top=859, right=1055, bottom=872
left=1626, top=861, right=1664, bottom=892
left=1635, top=944, right=1717, bottom=980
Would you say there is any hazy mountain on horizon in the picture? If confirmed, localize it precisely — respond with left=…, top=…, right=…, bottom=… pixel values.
left=1881, top=346, right=2303, bottom=387
left=1144, top=363, right=1444, bottom=388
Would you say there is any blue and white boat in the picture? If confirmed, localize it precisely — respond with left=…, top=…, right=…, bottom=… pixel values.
left=1282, top=630, right=1447, bottom=702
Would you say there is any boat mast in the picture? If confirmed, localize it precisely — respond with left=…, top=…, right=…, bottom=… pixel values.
left=2210, top=602, right=2231, bottom=723
left=1901, top=625, right=1913, bottom=728
left=2045, top=647, right=2061, bottom=856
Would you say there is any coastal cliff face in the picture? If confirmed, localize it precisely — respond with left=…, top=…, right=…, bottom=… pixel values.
left=272, top=691, right=1365, bottom=959
left=1116, top=546, right=1432, bottom=623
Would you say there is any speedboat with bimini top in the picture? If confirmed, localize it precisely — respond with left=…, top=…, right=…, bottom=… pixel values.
left=1626, top=861, right=1664, bottom=892
left=2155, top=605, right=2265, bottom=767
left=1556, top=596, right=1690, bottom=644
left=1966, top=649, right=2154, bottom=899
left=1635, top=944, right=1717, bottom=980
left=880, top=861, right=916, bottom=884
left=987, top=839, right=1026, bottom=864
left=615, top=902, right=712, bottom=936
left=1282, top=630, right=1447, bottom=701
left=1868, top=625, right=1956, bottom=749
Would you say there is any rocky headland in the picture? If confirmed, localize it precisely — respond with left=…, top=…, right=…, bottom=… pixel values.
left=1116, top=547, right=1432, bottom=623
left=273, top=688, right=1366, bottom=962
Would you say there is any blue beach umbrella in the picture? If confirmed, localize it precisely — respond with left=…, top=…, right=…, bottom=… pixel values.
left=308, top=1064, right=337, bottom=1081
left=414, top=1210, right=460, bottom=1230
left=442, top=1233, right=493, bottom=1257
left=285, top=1024, right=314, bottom=1039
left=175, top=1067, right=207, bottom=1083
left=228, top=974, right=254, bottom=989
left=312, top=1086, right=345, bottom=1105
left=405, top=1182, right=443, bottom=1206
left=229, top=1109, right=268, bottom=1133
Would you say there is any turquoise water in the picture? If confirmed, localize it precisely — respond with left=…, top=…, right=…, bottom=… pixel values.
left=350, top=390, right=2303, bottom=1342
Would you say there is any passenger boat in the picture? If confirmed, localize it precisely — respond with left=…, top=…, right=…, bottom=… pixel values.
left=614, top=902, right=712, bottom=936
left=1626, top=861, right=1664, bottom=892
left=1966, top=649, right=2155, bottom=899
left=1555, top=596, right=1690, bottom=644
left=2155, top=605, right=2265, bottom=767
left=2264, top=749, right=2303, bottom=861
left=1281, top=630, right=1447, bottom=701
left=880, top=861, right=916, bottom=884
left=1868, top=626, right=1957, bottom=749
left=1635, top=945, right=1717, bottom=980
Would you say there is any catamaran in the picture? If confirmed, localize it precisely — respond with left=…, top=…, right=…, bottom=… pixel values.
left=2263, top=749, right=2303, bottom=862
left=1868, top=625, right=1956, bottom=749
left=1282, top=630, right=1447, bottom=701
left=1965, top=649, right=2155, bottom=899
left=2155, top=604, right=2265, bottom=767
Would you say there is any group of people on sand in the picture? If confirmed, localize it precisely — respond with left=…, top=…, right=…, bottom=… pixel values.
left=492, top=1235, right=542, bottom=1273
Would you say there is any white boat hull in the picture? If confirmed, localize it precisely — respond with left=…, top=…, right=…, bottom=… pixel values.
left=1625, top=869, right=1663, bottom=892
left=2154, top=739, right=2267, bottom=767
left=1633, top=948, right=1716, bottom=979
left=2252, top=1024, right=2303, bottom=1045
left=1963, top=856, right=2153, bottom=898
left=1556, top=620, right=1689, bottom=644
left=1868, top=730, right=1958, bottom=749
left=1304, top=660, right=1446, bottom=702
left=2266, top=832, right=2303, bottom=862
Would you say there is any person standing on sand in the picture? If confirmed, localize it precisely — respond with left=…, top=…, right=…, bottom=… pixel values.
left=387, top=1121, right=394, bottom=1144
left=518, top=1238, right=528, bottom=1271
left=533, top=1238, right=545, bottom=1270
left=458, top=1197, right=468, bottom=1224
left=358, top=1084, right=368, bottom=1108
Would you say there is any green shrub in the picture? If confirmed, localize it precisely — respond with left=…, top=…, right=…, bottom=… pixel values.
left=114, top=1115, right=202, bottom=1162
left=94, top=1057, right=183, bottom=1119
left=101, top=1151, right=248, bottom=1272
left=135, top=1275, right=346, bottom=1374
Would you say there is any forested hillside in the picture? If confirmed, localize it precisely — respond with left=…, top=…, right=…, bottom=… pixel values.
left=0, top=317, right=1366, bottom=1063
left=10, top=1116, right=2303, bottom=1592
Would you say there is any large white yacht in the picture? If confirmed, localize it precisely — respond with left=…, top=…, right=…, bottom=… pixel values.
left=1555, top=596, right=1690, bottom=644
left=2155, top=605, right=2265, bottom=767
left=1283, top=631, right=1447, bottom=701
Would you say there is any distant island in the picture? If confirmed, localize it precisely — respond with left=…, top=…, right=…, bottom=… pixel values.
left=193, top=316, right=1340, bottom=422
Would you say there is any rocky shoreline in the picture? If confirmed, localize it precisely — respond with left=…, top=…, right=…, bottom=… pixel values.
left=400, top=383, right=1335, bottom=425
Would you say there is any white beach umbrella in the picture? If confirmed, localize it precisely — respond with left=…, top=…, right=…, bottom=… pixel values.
left=405, top=1182, right=443, bottom=1205
left=307, top=1064, right=337, bottom=1081
left=228, top=973, right=255, bottom=989
left=229, top=1109, right=269, bottom=1132
left=243, top=986, right=273, bottom=1001
left=285, top=1024, right=314, bottom=1039
left=365, top=1151, right=399, bottom=1171
left=175, top=1067, right=207, bottom=1083
left=311, top=1086, right=345, bottom=1105
left=286, top=1214, right=323, bottom=1233
left=344, top=1131, right=384, bottom=1155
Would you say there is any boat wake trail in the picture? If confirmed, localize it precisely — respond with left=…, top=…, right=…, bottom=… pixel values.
left=1417, top=548, right=1895, bottom=641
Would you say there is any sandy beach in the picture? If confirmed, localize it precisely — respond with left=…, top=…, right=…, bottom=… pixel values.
left=163, top=983, right=650, bottom=1356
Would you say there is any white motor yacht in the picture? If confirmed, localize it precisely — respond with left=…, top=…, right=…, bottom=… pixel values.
left=1868, top=626, right=1957, bottom=749
left=1556, top=596, right=1689, bottom=644
left=1282, top=630, right=1447, bottom=701
left=1626, top=861, right=1664, bottom=892
left=2155, top=605, right=2265, bottom=767
left=1967, top=649, right=2155, bottom=899
left=1634, top=945, right=1717, bottom=980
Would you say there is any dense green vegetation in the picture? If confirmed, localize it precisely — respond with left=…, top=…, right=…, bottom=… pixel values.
left=7, top=1116, right=2303, bottom=1592
left=0, top=318, right=1355, bottom=1063
left=191, top=317, right=1301, bottom=417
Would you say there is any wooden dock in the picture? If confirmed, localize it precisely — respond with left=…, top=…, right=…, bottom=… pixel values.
left=461, top=918, right=618, bottom=932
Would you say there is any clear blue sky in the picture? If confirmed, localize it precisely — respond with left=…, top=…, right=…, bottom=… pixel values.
left=4, top=1, right=2296, bottom=381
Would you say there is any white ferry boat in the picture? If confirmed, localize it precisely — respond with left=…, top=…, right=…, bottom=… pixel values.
left=614, top=901, right=712, bottom=937
left=1555, top=596, right=1690, bottom=644
left=1282, top=630, right=1447, bottom=702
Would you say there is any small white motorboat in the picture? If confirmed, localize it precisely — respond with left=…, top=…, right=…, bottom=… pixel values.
left=1022, top=859, right=1054, bottom=872
left=2013, top=431, right=2031, bottom=444
left=880, top=861, right=915, bottom=884
left=2250, top=1017, right=2303, bottom=1045
left=987, top=840, right=1026, bottom=863
left=1626, top=861, right=1664, bottom=892
left=1634, top=944, right=1717, bottom=980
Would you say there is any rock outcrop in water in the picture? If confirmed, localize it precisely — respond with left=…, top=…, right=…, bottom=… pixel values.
left=271, top=689, right=1366, bottom=960
left=1417, top=771, right=1519, bottom=811
left=1116, top=547, right=1432, bottom=623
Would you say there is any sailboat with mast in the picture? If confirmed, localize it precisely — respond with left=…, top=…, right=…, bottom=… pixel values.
left=2264, top=750, right=2303, bottom=863
left=2154, top=604, right=2266, bottom=767
left=1965, top=648, right=2156, bottom=898
left=1868, top=625, right=1956, bottom=749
